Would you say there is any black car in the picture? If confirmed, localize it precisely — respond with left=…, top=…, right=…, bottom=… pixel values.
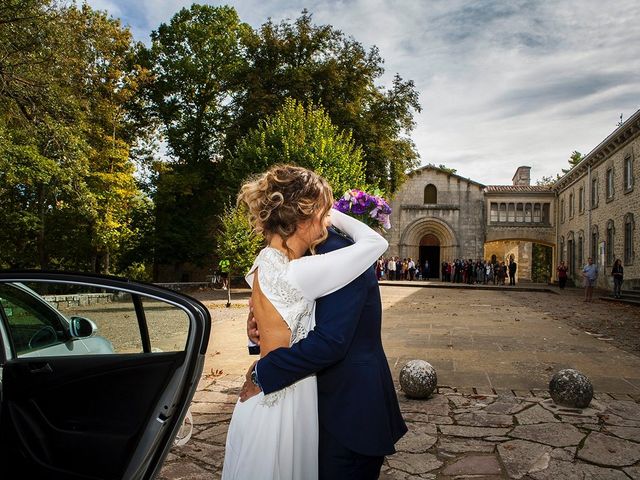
left=0, top=271, right=211, bottom=479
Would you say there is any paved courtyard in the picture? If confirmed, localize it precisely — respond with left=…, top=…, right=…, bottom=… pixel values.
left=159, top=283, right=640, bottom=479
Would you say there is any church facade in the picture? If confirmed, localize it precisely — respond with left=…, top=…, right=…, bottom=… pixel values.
left=386, top=108, right=640, bottom=289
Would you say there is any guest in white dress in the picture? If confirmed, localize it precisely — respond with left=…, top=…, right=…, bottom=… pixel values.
left=222, top=165, right=388, bottom=480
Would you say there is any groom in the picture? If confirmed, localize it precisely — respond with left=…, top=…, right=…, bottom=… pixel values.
left=241, top=227, right=407, bottom=479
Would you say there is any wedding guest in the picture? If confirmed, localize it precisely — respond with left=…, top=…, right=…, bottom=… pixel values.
left=557, top=261, right=568, bottom=289
left=611, top=258, right=623, bottom=299
left=582, top=257, right=598, bottom=302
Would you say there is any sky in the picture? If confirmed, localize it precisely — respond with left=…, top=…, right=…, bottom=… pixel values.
left=86, top=0, right=640, bottom=185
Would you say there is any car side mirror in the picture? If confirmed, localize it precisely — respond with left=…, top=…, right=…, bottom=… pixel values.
left=70, top=316, right=97, bottom=338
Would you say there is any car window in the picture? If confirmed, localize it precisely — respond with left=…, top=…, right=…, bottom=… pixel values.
left=0, top=284, right=67, bottom=356
left=143, top=297, right=190, bottom=352
left=1, top=282, right=192, bottom=358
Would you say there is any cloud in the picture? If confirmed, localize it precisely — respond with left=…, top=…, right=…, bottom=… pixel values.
left=86, top=0, right=640, bottom=185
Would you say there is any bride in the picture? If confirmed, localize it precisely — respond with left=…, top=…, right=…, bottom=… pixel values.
left=222, top=165, right=388, bottom=479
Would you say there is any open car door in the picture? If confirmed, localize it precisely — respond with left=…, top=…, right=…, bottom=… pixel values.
left=0, top=272, right=211, bottom=480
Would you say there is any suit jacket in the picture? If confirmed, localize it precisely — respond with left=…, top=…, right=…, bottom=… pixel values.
left=256, top=229, right=407, bottom=456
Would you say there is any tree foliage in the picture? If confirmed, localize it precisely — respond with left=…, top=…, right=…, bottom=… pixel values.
left=147, top=4, right=250, bottom=165
left=531, top=243, right=552, bottom=283
left=233, top=99, right=368, bottom=196
left=535, top=174, right=561, bottom=186
left=216, top=204, right=263, bottom=277
left=0, top=1, right=148, bottom=273
left=145, top=5, right=251, bottom=267
left=561, top=150, right=584, bottom=174
left=228, top=11, right=421, bottom=193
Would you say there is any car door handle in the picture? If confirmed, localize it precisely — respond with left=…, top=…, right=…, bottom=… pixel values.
left=29, top=363, right=53, bottom=374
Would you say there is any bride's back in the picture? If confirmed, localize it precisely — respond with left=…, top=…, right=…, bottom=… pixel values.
left=251, top=269, right=291, bottom=357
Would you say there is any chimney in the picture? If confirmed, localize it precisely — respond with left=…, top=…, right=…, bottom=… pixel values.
left=512, top=166, right=531, bottom=186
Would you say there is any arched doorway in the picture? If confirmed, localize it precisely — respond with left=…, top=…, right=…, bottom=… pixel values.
left=420, top=234, right=440, bottom=279
left=399, top=218, right=458, bottom=278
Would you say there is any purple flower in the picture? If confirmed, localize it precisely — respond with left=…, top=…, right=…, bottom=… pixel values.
left=332, top=188, right=392, bottom=230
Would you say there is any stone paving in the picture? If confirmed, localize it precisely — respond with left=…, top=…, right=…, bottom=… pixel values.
left=160, top=289, right=640, bottom=480
left=160, top=376, right=640, bottom=479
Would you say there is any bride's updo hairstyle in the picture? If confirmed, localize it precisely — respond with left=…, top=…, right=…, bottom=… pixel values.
left=238, top=165, right=333, bottom=254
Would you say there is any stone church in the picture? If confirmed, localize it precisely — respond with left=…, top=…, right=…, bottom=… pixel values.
left=385, top=107, right=640, bottom=289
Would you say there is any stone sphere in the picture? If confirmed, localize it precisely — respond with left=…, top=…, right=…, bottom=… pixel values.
left=549, top=368, right=593, bottom=408
left=399, top=360, right=437, bottom=399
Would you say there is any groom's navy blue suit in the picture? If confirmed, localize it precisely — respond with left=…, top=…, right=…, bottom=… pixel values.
left=255, top=229, right=407, bottom=478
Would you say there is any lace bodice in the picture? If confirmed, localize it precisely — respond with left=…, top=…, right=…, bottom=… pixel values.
left=247, top=247, right=315, bottom=346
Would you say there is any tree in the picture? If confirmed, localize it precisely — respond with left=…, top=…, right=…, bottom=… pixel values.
left=232, top=99, right=368, bottom=196
left=139, top=7, right=420, bottom=275
left=535, top=174, right=560, bottom=186
left=65, top=5, right=150, bottom=273
left=229, top=11, right=421, bottom=194
left=216, top=204, right=263, bottom=278
left=147, top=4, right=250, bottom=166
left=144, top=5, right=252, bottom=269
left=0, top=2, right=147, bottom=273
left=561, top=151, right=583, bottom=174
left=531, top=243, right=552, bottom=283
left=426, top=163, right=457, bottom=175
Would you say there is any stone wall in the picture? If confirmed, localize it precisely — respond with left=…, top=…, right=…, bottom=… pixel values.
left=43, top=293, right=117, bottom=309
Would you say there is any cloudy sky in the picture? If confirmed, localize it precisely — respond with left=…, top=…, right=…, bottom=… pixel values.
left=87, top=0, right=640, bottom=185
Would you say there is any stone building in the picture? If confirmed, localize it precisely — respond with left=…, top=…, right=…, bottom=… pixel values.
left=386, top=166, right=485, bottom=278
left=555, top=108, right=640, bottom=289
left=386, top=107, right=640, bottom=287
left=386, top=165, right=554, bottom=281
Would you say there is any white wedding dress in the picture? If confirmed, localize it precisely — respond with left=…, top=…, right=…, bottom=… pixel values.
left=222, top=209, right=388, bottom=480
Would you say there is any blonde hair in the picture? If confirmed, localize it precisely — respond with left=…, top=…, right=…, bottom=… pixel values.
left=237, top=165, right=333, bottom=254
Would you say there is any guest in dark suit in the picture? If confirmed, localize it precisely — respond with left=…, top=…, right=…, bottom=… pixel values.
left=242, top=228, right=407, bottom=479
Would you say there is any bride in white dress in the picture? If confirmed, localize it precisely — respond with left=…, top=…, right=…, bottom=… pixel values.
left=222, top=165, right=388, bottom=480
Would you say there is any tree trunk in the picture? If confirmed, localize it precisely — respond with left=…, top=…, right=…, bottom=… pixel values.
left=37, top=185, right=48, bottom=269
left=103, top=249, right=110, bottom=274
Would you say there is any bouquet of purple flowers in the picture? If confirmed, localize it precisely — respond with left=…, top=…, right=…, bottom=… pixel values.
left=333, top=189, right=392, bottom=230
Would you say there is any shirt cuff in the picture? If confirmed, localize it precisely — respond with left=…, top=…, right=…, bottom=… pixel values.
left=253, top=362, right=262, bottom=389
left=248, top=340, right=260, bottom=355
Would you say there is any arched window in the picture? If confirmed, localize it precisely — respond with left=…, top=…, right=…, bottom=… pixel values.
left=577, top=231, right=584, bottom=268
left=424, top=184, right=437, bottom=204
left=524, top=203, right=532, bottom=223
left=560, top=236, right=565, bottom=263
left=624, top=213, right=634, bottom=264
left=606, top=220, right=615, bottom=266
left=533, top=203, right=541, bottom=223
left=569, top=193, right=574, bottom=217
left=567, top=231, right=575, bottom=276
left=516, top=203, right=524, bottom=222
left=499, top=203, right=507, bottom=222
left=507, top=203, right=515, bottom=222
left=591, top=225, right=599, bottom=262
left=490, top=203, right=498, bottom=223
